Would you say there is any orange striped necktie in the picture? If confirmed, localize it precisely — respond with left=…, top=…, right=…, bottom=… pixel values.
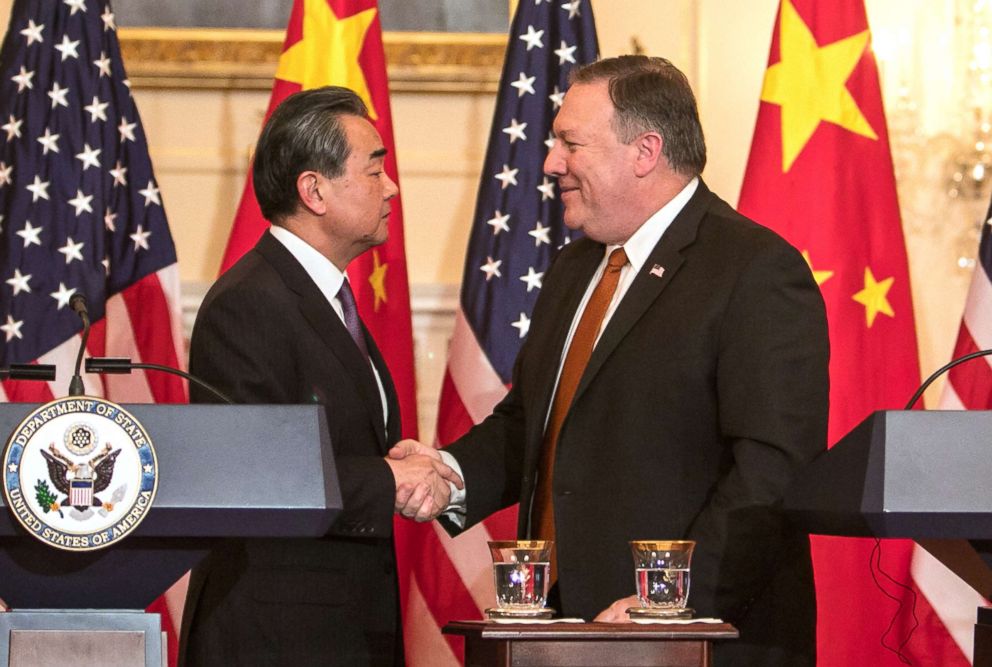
left=532, top=247, right=628, bottom=581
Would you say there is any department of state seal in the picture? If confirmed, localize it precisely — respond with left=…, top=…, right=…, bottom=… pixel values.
left=2, top=397, right=158, bottom=551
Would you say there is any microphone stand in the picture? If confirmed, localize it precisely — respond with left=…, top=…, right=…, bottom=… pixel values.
left=67, top=294, right=90, bottom=396
left=903, top=348, right=992, bottom=410
left=85, top=357, right=234, bottom=405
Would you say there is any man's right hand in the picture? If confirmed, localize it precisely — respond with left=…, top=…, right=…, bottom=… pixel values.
left=385, top=440, right=462, bottom=522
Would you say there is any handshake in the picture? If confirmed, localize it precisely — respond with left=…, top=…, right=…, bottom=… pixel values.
left=384, top=439, right=463, bottom=523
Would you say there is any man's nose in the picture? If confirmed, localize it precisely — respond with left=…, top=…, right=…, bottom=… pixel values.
left=545, top=138, right=568, bottom=177
left=384, top=172, right=399, bottom=199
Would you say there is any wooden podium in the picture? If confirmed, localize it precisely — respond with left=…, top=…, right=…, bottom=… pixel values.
left=443, top=620, right=738, bottom=667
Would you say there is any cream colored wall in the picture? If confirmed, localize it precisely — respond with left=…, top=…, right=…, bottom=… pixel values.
left=0, top=0, right=8, bottom=30
left=389, top=91, right=497, bottom=287
left=0, top=0, right=975, bottom=411
left=696, top=1, right=777, bottom=203
left=138, top=89, right=270, bottom=281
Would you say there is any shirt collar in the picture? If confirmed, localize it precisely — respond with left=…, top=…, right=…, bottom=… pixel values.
left=269, top=225, right=345, bottom=307
left=611, top=177, right=699, bottom=272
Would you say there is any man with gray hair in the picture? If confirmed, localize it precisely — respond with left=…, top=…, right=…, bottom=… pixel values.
left=394, top=56, right=829, bottom=666
left=180, top=86, right=460, bottom=666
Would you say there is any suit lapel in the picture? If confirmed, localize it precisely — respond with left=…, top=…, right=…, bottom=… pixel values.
left=573, top=182, right=714, bottom=402
left=256, top=233, right=389, bottom=450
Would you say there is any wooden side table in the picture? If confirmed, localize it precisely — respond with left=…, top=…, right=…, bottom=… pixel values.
left=443, top=620, right=739, bottom=667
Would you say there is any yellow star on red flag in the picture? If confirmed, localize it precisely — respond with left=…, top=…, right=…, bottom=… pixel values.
left=801, top=250, right=834, bottom=286
left=760, top=0, right=877, bottom=172
left=852, top=266, right=894, bottom=327
left=275, top=0, right=379, bottom=119
left=368, top=248, right=388, bottom=311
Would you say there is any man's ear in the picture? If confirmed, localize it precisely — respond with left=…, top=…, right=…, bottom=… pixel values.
left=296, top=171, right=326, bottom=215
left=632, top=131, right=664, bottom=178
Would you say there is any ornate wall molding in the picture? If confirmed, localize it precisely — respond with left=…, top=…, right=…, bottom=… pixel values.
left=118, top=28, right=505, bottom=92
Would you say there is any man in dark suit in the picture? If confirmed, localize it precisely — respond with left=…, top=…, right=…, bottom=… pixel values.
left=179, top=86, right=460, bottom=666
left=393, top=56, right=829, bottom=666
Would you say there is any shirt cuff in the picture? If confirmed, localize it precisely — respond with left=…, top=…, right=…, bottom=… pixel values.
left=438, top=449, right=467, bottom=528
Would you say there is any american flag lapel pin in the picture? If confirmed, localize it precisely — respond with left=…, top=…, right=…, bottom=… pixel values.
left=649, top=264, right=665, bottom=278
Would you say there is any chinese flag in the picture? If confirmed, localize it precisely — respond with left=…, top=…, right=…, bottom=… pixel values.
left=221, top=0, right=417, bottom=439
left=738, top=0, right=968, bottom=664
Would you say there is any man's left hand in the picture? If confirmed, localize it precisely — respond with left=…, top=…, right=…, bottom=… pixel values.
left=593, top=595, right=640, bottom=623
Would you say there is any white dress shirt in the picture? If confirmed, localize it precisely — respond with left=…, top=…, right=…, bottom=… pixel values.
left=269, top=225, right=390, bottom=430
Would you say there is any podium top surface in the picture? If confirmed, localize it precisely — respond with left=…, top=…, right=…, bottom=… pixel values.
left=785, top=409, right=992, bottom=539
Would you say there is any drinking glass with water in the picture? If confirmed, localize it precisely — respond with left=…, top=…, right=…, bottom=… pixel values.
left=629, top=540, right=695, bottom=610
left=487, top=540, right=553, bottom=614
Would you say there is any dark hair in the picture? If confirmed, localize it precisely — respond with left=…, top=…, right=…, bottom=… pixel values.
left=252, top=86, right=368, bottom=222
left=572, top=55, right=706, bottom=176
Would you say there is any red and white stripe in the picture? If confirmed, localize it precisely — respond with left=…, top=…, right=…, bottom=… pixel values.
left=910, top=239, right=992, bottom=663
left=401, top=308, right=518, bottom=665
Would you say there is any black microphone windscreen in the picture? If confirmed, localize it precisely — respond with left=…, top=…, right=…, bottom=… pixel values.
left=69, top=293, right=88, bottom=316
left=85, top=357, right=133, bottom=374
left=7, top=364, right=56, bottom=381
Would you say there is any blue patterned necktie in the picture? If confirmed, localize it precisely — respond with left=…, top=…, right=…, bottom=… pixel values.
left=336, top=279, right=370, bottom=362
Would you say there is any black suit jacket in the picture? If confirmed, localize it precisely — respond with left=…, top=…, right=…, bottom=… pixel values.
left=179, top=232, right=403, bottom=666
left=444, top=182, right=829, bottom=666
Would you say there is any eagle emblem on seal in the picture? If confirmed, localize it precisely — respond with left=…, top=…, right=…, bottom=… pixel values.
left=39, top=442, right=121, bottom=513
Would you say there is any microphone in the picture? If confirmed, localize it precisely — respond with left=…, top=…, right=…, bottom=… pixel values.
left=68, top=294, right=90, bottom=397
left=904, top=348, right=992, bottom=410
left=0, top=363, right=56, bottom=381
left=85, top=357, right=235, bottom=405
left=69, top=292, right=87, bottom=317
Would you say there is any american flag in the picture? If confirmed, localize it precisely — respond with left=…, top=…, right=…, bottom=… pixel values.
left=940, top=197, right=992, bottom=412
left=457, top=0, right=598, bottom=384
left=394, top=1, right=597, bottom=664
left=0, top=0, right=185, bottom=405
left=0, top=3, right=185, bottom=660
left=909, top=193, right=992, bottom=661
